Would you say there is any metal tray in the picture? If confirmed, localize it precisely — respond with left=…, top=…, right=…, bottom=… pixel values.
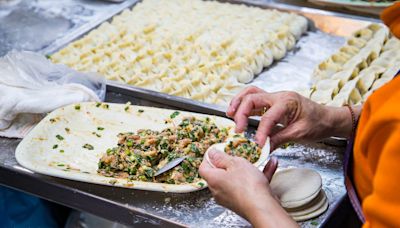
left=42, top=0, right=379, bottom=142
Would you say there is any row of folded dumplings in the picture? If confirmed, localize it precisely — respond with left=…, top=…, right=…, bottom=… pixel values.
left=51, top=0, right=308, bottom=106
left=309, top=24, right=400, bottom=107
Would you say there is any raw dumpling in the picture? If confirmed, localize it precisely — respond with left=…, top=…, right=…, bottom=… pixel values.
left=332, top=68, right=358, bottom=87
left=327, top=79, right=362, bottom=107
left=383, top=36, right=400, bottom=51
left=355, top=65, right=386, bottom=95
left=313, top=59, right=342, bottom=80
left=347, top=37, right=367, bottom=49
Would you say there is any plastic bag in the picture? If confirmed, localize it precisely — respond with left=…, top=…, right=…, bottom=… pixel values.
left=0, top=51, right=105, bottom=98
left=0, top=51, right=106, bottom=137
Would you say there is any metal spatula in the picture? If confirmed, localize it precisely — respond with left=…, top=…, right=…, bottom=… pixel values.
left=154, top=156, right=188, bottom=177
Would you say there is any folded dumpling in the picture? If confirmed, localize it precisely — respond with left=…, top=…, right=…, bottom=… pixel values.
left=383, top=36, right=400, bottom=52
left=355, top=65, right=386, bottom=94
left=313, top=59, right=342, bottom=80
left=327, top=79, right=362, bottom=107
left=310, top=79, right=341, bottom=104
left=332, top=68, right=358, bottom=87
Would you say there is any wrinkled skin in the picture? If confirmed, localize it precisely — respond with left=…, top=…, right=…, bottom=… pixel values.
left=200, top=86, right=362, bottom=227
left=200, top=150, right=297, bottom=228
left=226, top=86, right=360, bottom=150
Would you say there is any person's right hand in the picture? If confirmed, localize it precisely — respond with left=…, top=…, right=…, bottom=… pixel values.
left=226, top=86, right=355, bottom=150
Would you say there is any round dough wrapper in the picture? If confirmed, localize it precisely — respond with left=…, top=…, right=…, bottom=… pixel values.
left=270, top=168, right=322, bottom=209
left=291, top=196, right=329, bottom=222
left=287, top=189, right=327, bottom=217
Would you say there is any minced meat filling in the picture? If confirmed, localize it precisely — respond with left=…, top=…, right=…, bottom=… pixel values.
left=97, top=117, right=261, bottom=184
left=225, top=136, right=262, bottom=163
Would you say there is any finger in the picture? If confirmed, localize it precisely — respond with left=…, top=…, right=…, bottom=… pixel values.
left=255, top=104, right=287, bottom=146
left=207, top=149, right=235, bottom=170
left=249, top=107, right=265, bottom=116
left=199, top=160, right=226, bottom=185
left=270, top=124, right=299, bottom=151
left=227, top=86, right=264, bottom=118
left=262, top=157, right=278, bottom=182
left=199, top=159, right=214, bottom=181
left=234, top=93, right=271, bottom=133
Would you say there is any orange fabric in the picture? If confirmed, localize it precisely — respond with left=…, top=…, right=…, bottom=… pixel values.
left=352, top=6, right=400, bottom=227
left=353, top=75, right=400, bottom=228
left=381, top=2, right=400, bottom=37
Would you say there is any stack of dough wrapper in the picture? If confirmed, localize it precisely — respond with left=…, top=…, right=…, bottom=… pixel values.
left=51, top=0, right=308, bottom=106
left=309, top=24, right=400, bottom=106
left=270, top=168, right=328, bottom=222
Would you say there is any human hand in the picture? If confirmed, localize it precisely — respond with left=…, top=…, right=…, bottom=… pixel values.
left=226, top=86, right=355, bottom=150
left=199, top=150, right=297, bottom=227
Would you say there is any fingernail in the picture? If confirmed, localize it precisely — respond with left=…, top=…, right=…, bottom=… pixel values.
left=226, top=108, right=234, bottom=117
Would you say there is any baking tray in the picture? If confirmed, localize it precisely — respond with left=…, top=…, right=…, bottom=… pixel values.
left=41, top=0, right=380, bottom=145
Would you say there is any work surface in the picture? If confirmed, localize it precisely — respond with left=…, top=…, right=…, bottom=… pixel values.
left=0, top=91, right=346, bottom=227
left=0, top=0, right=352, bottom=227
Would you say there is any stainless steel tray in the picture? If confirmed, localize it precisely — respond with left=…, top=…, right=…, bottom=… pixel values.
left=42, top=0, right=379, bottom=142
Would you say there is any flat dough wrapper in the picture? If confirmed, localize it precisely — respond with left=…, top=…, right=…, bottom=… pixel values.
left=292, top=196, right=329, bottom=222
left=286, top=190, right=327, bottom=216
left=270, top=168, right=322, bottom=209
left=15, top=102, right=248, bottom=193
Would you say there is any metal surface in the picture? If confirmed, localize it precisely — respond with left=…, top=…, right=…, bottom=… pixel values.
left=0, top=0, right=138, bottom=57
left=41, top=0, right=379, bottom=129
left=0, top=0, right=354, bottom=227
left=0, top=91, right=346, bottom=227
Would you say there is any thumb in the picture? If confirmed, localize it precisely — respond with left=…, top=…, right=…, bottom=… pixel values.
left=263, top=156, right=278, bottom=182
left=207, top=149, right=234, bottom=170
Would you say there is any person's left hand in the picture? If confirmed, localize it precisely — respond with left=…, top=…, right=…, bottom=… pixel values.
left=199, top=149, right=277, bottom=217
left=199, top=150, right=296, bottom=227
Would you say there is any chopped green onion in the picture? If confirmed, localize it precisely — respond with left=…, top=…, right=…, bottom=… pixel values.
left=74, top=104, right=81, bottom=110
left=170, top=111, right=180, bottom=119
left=96, top=102, right=102, bottom=107
left=59, top=150, right=65, bottom=153
left=52, top=144, right=58, bottom=149
left=138, top=109, right=144, bottom=113
left=56, top=135, right=64, bottom=140
left=83, top=143, right=94, bottom=150
left=126, top=140, right=133, bottom=147
left=97, top=127, right=104, bottom=131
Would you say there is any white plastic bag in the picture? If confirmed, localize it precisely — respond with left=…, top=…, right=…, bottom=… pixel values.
left=0, top=51, right=106, bottom=137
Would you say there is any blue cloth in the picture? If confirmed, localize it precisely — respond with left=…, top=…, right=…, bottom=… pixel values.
left=0, top=186, right=58, bottom=228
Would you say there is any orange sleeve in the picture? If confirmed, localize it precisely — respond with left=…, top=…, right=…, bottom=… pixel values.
left=362, top=124, right=400, bottom=228
left=381, top=2, right=400, bottom=38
